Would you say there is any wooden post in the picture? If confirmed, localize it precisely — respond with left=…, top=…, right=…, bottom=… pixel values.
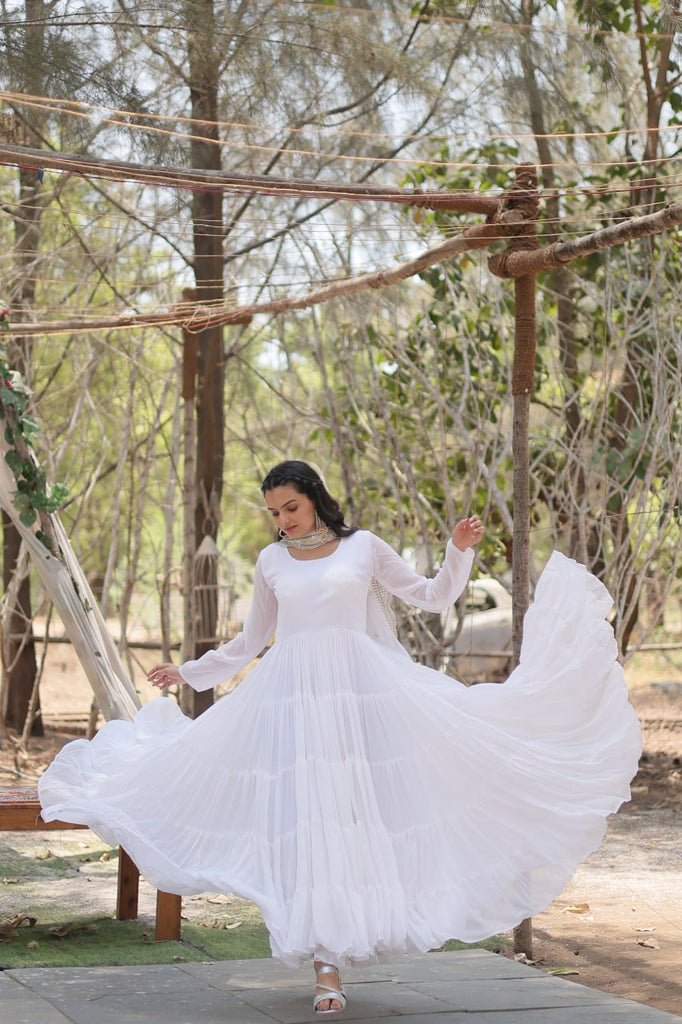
left=510, top=272, right=537, bottom=960
left=491, top=164, right=540, bottom=959
left=511, top=272, right=536, bottom=662
left=180, top=297, right=198, bottom=719
left=155, top=891, right=183, bottom=941
left=116, top=847, right=139, bottom=921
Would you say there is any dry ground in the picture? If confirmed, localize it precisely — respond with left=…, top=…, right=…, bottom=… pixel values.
left=1, top=647, right=681, bottom=1016
left=532, top=682, right=682, bottom=1017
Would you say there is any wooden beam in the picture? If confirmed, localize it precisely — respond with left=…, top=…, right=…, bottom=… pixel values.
left=0, top=141, right=500, bottom=213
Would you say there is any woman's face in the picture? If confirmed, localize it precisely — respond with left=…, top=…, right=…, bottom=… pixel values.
left=264, top=484, right=317, bottom=538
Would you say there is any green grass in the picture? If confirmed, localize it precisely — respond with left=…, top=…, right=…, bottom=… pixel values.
left=0, top=908, right=508, bottom=970
left=440, top=935, right=512, bottom=954
left=0, top=906, right=508, bottom=970
left=0, top=844, right=80, bottom=879
left=0, top=913, right=272, bottom=969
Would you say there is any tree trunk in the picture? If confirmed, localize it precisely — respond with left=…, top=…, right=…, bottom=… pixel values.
left=2, top=513, right=40, bottom=732
left=182, top=0, right=224, bottom=718
left=2, top=0, right=50, bottom=734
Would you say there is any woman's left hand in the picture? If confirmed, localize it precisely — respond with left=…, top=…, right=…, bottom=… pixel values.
left=148, top=663, right=184, bottom=689
left=452, top=515, right=484, bottom=551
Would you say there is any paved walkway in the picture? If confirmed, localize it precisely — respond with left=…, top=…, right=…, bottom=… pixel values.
left=2, top=949, right=681, bottom=1024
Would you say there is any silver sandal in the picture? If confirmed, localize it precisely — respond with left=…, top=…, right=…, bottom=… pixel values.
left=313, top=964, right=347, bottom=1015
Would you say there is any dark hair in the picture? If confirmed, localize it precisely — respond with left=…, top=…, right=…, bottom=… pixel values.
left=261, top=460, right=357, bottom=538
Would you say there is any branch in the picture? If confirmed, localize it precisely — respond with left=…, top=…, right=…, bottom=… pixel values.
left=489, top=200, right=682, bottom=277
left=7, top=219, right=513, bottom=337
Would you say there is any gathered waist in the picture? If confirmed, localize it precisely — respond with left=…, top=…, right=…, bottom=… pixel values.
left=274, top=624, right=369, bottom=645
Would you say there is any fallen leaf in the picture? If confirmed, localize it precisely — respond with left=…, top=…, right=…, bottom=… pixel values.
left=48, top=922, right=74, bottom=939
left=79, top=923, right=99, bottom=933
left=561, top=903, right=590, bottom=914
left=34, top=848, right=52, bottom=861
left=2, top=877, right=20, bottom=884
left=548, top=967, right=580, bottom=976
left=635, top=927, right=656, bottom=933
left=10, top=913, right=37, bottom=928
left=26, top=940, right=39, bottom=949
left=637, top=937, right=660, bottom=950
left=99, top=852, right=111, bottom=862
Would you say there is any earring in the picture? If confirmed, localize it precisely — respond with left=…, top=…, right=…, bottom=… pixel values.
left=315, top=511, right=324, bottom=531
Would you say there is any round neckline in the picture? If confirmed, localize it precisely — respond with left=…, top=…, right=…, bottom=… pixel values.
left=284, top=537, right=342, bottom=562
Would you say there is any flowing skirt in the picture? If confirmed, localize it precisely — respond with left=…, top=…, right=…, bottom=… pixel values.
left=38, top=552, right=641, bottom=967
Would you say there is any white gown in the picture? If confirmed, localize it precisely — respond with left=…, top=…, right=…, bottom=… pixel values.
left=38, top=531, right=641, bottom=968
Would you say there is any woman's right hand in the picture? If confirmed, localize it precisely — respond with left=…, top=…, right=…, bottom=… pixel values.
left=452, top=515, right=484, bottom=551
left=148, top=663, right=184, bottom=689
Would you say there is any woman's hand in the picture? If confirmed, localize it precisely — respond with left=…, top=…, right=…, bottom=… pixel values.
left=148, top=663, right=184, bottom=690
left=452, top=515, right=484, bottom=551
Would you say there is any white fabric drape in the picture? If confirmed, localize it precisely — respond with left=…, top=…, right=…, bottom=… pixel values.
left=0, top=435, right=139, bottom=722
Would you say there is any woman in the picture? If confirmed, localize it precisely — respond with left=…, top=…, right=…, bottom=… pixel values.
left=39, top=460, right=641, bottom=1015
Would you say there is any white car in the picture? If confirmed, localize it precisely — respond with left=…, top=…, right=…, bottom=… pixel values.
left=446, top=578, right=513, bottom=684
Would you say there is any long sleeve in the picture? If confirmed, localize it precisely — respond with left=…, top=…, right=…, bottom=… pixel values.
left=178, top=554, right=277, bottom=692
left=370, top=533, right=474, bottom=612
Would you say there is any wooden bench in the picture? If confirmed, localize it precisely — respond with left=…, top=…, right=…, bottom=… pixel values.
left=0, top=786, right=182, bottom=940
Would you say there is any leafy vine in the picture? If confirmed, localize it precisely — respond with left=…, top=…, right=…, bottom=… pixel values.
left=0, top=306, right=68, bottom=551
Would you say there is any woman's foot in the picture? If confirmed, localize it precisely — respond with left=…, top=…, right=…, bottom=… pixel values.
left=313, top=961, right=347, bottom=1014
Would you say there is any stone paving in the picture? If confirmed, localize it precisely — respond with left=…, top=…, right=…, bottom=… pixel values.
left=2, top=949, right=682, bottom=1024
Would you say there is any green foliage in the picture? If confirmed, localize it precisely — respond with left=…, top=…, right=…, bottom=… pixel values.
left=387, top=30, right=682, bottom=651
left=0, top=316, right=68, bottom=537
left=32, top=331, right=180, bottom=581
